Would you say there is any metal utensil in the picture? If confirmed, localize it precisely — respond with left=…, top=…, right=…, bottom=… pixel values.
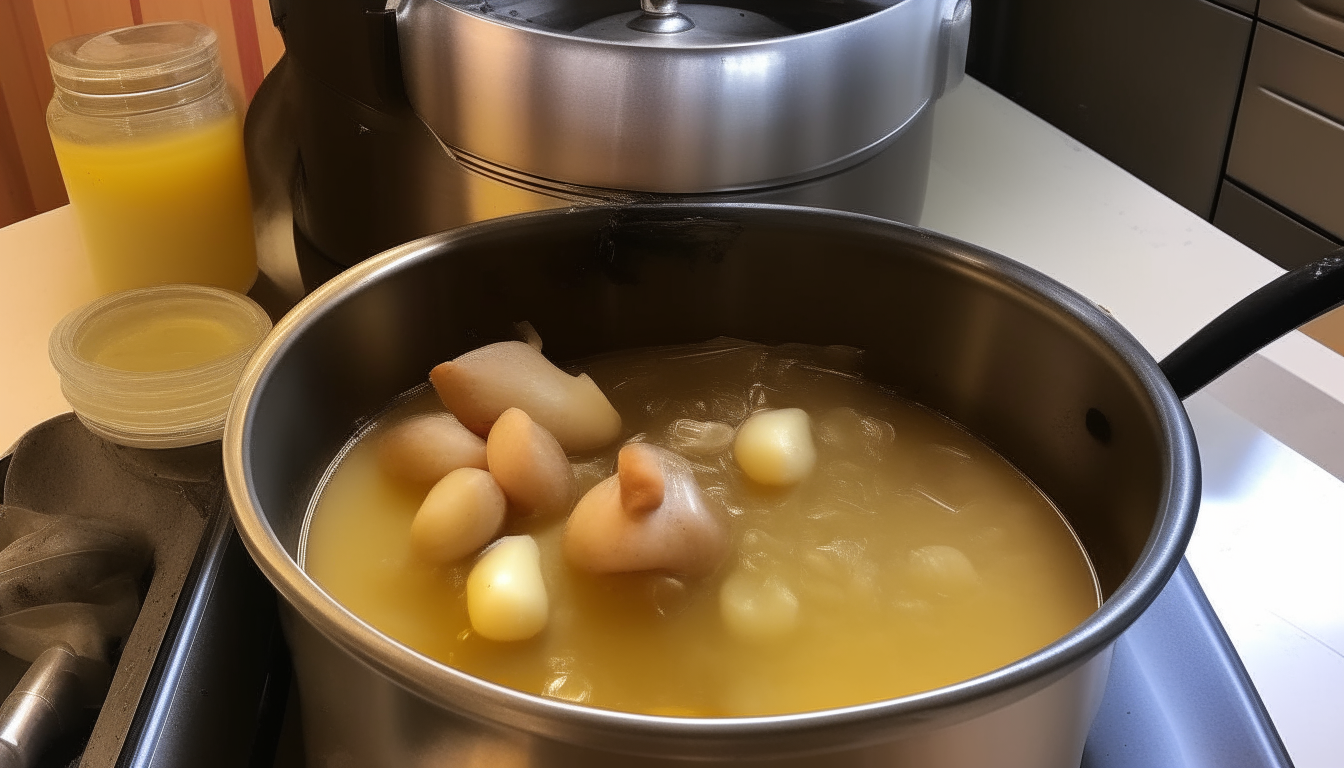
left=0, top=506, right=149, bottom=768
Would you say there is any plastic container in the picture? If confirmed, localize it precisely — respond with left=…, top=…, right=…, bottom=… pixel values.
left=49, top=285, right=271, bottom=449
left=46, top=22, right=258, bottom=295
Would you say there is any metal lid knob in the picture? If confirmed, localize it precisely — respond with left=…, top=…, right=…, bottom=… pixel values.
left=628, top=0, right=695, bottom=34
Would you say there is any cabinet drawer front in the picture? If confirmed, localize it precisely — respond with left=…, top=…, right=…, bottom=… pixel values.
left=1227, top=25, right=1344, bottom=240
left=1213, top=181, right=1341, bottom=269
left=1261, top=0, right=1344, bottom=55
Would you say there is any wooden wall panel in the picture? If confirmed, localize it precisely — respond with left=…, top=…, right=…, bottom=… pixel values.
left=1305, top=311, right=1344, bottom=358
left=253, top=0, right=285, bottom=72
left=0, top=0, right=282, bottom=228
left=0, top=86, right=35, bottom=226
left=29, top=0, right=136, bottom=53
left=0, top=0, right=71, bottom=226
left=141, top=0, right=243, bottom=90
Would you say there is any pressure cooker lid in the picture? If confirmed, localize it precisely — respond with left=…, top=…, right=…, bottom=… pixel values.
left=444, top=0, right=888, bottom=41
left=571, top=1, right=794, bottom=44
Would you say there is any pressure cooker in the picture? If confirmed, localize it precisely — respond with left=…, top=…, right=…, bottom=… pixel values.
left=244, top=0, right=972, bottom=288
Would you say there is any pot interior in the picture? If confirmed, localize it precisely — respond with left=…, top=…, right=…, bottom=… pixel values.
left=235, top=204, right=1195, bottom=714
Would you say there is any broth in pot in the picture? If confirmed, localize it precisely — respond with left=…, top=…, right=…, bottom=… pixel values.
left=302, top=338, right=1099, bottom=717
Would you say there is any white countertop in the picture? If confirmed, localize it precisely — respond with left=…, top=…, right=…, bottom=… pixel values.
left=926, top=79, right=1344, bottom=481
left=1, top=76, right=1341, bottom=766
left=922, top=78, right=1344, bottom=768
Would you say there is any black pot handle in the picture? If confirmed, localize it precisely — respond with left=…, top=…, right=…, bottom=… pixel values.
left=1159, top=248, right=1344, bottom=400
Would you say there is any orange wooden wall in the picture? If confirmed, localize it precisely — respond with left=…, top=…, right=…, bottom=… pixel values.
left=0, top=0, right=284, bottom=228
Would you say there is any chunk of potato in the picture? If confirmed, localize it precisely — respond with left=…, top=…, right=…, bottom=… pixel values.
left=733, top=408, right=817, bottom=486
left=467, top=535, right=549, bottom=642
left=378, top=412, right=487, bottom=486
left=563, top=443, right=728, bottom=577
left=431, top=340, right=621, bottom=452
left=486, top=408, right=578, bottom=519
left=409, top=468, right=506, bottom=564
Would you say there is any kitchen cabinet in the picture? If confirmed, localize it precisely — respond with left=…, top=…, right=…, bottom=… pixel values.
left=1214, top=180, right=1341, bottom=269
left=1260, top=0, right=1344, bottom=54
left=1226, top=24, right=1344, bottom=244
left=969, top=0, right=1344, bottom=354
left=967, top=0, right=1253, bottom=219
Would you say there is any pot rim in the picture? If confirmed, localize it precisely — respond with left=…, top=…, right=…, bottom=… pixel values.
left=223, top=203, right=1199, bottom=757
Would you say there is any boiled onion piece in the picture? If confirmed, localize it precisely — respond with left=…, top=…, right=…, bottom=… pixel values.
left=563, top=443, right=728, bottom=577
left=909, top=545, right=980, bottom=596
left=430, top=340, right=621, bottom=452
left=719, top=570, right=800, bottom=644
left=667, top=419, right=735, bottom=457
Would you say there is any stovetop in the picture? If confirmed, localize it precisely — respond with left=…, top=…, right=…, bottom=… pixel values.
left=0, top=391, right=1311, bottom=768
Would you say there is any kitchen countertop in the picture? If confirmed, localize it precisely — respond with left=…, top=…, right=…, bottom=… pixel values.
left=1, top=77, right=1341, bottom=766
left=924, top=80, right=1344, bottom=768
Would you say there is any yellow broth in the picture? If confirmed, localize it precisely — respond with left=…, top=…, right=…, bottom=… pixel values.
left=303, top=341, right=1099, bottom=717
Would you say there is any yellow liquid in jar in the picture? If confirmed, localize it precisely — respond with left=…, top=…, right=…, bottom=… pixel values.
left=304, top=342, right=1100, bottom=716
left=52, top=117, right=258, bottom=294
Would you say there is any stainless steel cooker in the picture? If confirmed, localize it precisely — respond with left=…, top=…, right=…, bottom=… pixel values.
left=245, top=0, right=971, bottom=287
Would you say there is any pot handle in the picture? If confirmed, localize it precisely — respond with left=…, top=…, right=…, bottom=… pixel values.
left=1159, top=248, right=1344, bottom=400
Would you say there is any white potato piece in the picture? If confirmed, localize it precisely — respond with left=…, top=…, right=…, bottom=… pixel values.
left=466, top=535, right=549, bottom=642
left=486, top=408, right=578, bottom=519
left=377, top=412, right=487, bottom=485
left=908, top=545, right=980, bottom=596
left=409, top=468, right=506, bottom=564
left=719, top=571, right=800, bottom=644
left=733, top=408, right=817, bottom=486
left=430, top=340, right=621, bottom=452
left=563, top=443, right=729, bottom=577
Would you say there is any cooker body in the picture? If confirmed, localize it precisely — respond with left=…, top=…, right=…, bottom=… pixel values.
left=398, top=0, right=968, bottom=193
left=247, top=0, right=965, bottom=280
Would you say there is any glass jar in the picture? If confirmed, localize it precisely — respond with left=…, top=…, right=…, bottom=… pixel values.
left=46, top=22, right=258, bottom=295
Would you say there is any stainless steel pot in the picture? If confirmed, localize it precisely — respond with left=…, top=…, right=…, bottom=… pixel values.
left=398, top=0, right=971, bottom=193
left=224, top=204, right=1212, bottom=767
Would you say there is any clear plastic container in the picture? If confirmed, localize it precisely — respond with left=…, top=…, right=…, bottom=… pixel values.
left=46, top=22, right=258, bottom=295
left=49, top=285, right=272, bottom=448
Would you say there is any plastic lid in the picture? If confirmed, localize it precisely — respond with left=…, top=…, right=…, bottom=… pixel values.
left=47, top=21, right=219, bottom=96
left=49, top=285, right=272, bottom=449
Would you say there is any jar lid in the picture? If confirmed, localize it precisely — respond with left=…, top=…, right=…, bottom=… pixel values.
left=49, top=285, right=272, bottom=449
left=47, top=21, right=219, bottom=97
